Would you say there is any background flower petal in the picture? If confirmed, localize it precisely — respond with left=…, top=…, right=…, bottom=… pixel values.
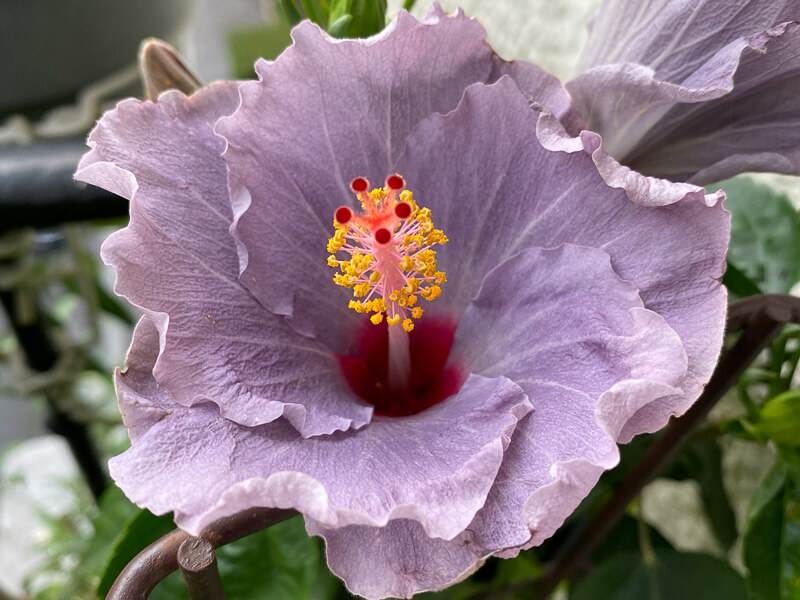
left=452, top=244, right=686, bottom=550
left=570, top=15, right=800, bottom=183
left=626, top=22, right=800, bottom=184
left=76, top=85, right=373, bottom=437
left=577, top=0, right=800, bottom=79
left=216, top=8, right=575, bottom=349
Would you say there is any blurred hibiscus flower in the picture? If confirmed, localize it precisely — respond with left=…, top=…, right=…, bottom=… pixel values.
left=76, top=5, right=733, bottom=598
left=564, top=0, right=800, bottom=199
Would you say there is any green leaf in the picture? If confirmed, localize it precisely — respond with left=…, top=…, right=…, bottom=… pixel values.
left=327, top=14, right=354, bottom=37
left=711, top=176, right=800, bottom=294
left=743, top=460, right=800, bottom=600
left=589, top=515, right=672, bottom=564
left=414, top=553, right=541, bottom=600
left=227, top=20, right=293, bottom=80
left=723, top=261, right=763, bottom=298
left=758, top=390, right=800, bottom=447
left=150, top=515, right=319, bottom=600
left=279, top=0, right=303, bottom=25
left=97, top=506, right=177, bottom=597
left=219, top=516, right=319, bottom=600
left=665, top=438, right=738, bottom=550
left=570, top=550, right=748, bottom=600
left=328, top=0, right=386, bottom=37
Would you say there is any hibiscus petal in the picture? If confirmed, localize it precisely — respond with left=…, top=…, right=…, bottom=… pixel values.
left=76, top=84, right=373, bottom=436
left=570, top=18, right=800, bottom=183
left=306, top=519, right=484, bottom=599
left=115, top=316, right=174, bottom=441
left=396, top=74, right=727, bottom=458
left=216, top=7, right=576, bottom=347
left=109, top=315, right=532, bottom=539
left=452, top=244, right=686, bottom=550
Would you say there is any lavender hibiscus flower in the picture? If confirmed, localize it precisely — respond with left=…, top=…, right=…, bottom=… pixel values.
left=75, top=6, right=730, bottom=599
left=566, top=0, right=800, bottom=193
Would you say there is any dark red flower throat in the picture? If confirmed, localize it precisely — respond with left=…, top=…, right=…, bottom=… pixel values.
left=338, top=317, right=465, bottom=416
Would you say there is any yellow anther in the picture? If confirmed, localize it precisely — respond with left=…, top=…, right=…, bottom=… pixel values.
left=349, top=300, right=366, bottom=313
left=334, top=274, right=356, bottom=288
left=326, top=175, right=445, bottom=324
left=400, top=255, right=415, bottom=271
left=421, top=285, right=441, bottom=301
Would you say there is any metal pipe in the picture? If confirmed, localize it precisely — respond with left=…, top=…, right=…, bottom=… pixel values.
left=178, top=537, right=226, bottom=600
left=106, top=509, right=296, bottom=600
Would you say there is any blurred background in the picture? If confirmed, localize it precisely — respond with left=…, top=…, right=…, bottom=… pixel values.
left=1, top=1, right=798, bottom=599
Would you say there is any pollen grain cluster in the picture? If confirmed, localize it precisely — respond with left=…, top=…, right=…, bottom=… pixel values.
left=327, top=175, right=448, bottom=332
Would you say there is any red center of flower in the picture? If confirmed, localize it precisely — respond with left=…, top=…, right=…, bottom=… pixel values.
left=337, top=317, right=466, bottom=417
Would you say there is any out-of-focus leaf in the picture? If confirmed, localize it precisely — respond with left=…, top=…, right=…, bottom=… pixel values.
left=723, top=261, right=763, bottom=298
left=279, top=0, right=303, bottom=25
left=415, top=553, right=542, bottom=600
left=63, top=275, right=135, bottom=325
left=150, top=516, right=319, bottom=600
left=570, top=550, right=748, bottom=600
left=665, top=438, right=738, bottom=550
left=228, top=21, right=293, bottom=80
left=743, top=460, right=800, bottom=600
left=758, top=390, right=800, bottom=447
left=31, top=485, right=139, bottom=600
left=712, top=176, right=800, bottom=294
left=589, top=515, right=672, bottom=564
left=97, top=505, right=176, bottom=597
left=328, top=0, right=386, bottom=37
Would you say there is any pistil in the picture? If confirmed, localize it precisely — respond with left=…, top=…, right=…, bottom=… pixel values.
left=327, top=175, right=450, bottom=406
left=387, top=322, right=411, bottom=395
left=327, top=175, right=448, bottom=332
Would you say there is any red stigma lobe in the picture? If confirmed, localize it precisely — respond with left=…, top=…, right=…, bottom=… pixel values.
left=394, top=202, right=412, bottom=219
left=335, top=206, right=353, bottom=224
left=351, top=177, right=369, bottom=193
left=374, top=228, right=392, bottom=245
left=386, top=175, right=404, bottom=190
